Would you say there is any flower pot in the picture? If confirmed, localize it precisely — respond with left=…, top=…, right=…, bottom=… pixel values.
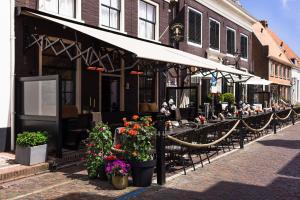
left=112, top=175, right=128, bottom=190
left=130, top=160, right=156, bottom=187
left=15, top=144, right=47, bottom=166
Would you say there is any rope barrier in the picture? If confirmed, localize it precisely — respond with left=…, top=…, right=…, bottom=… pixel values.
left=166, top=120, right=240, bottom=148
left=241, top=114, right=274, bottom=132
left=292, top=109, right=300, bottom=117
left=111, top=147, right=126, bottom=154
left=274, top=109, right=293, bottom=121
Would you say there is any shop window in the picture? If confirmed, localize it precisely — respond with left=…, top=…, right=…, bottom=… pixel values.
left=209, top=18, right=220, bottom=50
left=240, top=34, right=248, bottom=59
left=188, top=8, right=202, bottom=45
left=100, top=0, right=121, bottom=30
left=139, top=69, right=156, bottom=103
left=139, top=0, right=158, bottom=40
left=226, top=27, right=236, bottom=55
left=39, top=0, right=76, bottom=18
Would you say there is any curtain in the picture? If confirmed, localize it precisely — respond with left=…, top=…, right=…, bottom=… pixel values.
left=59, top=0, right=75, bottom=18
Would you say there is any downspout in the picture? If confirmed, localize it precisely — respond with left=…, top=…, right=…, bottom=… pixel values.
left=10, top=0, right=15, bottom=151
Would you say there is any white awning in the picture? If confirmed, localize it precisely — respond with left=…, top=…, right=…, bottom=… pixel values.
left=243, top=76, right=272, bottom=85
left=192, top=70, right=253, bottom=83
left=25, top=11, right=252, bottom=77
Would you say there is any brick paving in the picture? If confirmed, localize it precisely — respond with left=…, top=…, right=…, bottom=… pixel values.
left=0, top=123, right=299, bottom=200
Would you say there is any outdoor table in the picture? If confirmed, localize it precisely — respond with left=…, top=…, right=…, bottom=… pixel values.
left=165, top=127, right=194, bottom=136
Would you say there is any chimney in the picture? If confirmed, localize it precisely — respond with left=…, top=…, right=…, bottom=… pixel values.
left=260, top=20, right=268, bottom=28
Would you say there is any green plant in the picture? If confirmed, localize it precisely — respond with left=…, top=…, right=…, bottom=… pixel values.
left=119, top=115, right=156, bottom=162
left=223, top=93, right=235, bottom=104
left=85, top=122, right=113, bottom=178
left=16, top=131, right=48, bottom=147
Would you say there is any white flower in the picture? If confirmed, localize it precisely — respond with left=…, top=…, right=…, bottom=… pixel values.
left=171, top=105, right=177, bottom=110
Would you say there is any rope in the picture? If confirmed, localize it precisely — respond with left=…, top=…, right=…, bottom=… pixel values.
left=293, top=109, right=300, bottom=117
left=241, top=114, right=274, bottom=132
left=111, top=147, right=126, bottom=154
left=275, top=109, right=292, bottom=121
left=166, top=120, right=240, bottom=148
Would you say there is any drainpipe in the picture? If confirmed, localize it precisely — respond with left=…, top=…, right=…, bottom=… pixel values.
left=10, top=0, right=15, bottom=151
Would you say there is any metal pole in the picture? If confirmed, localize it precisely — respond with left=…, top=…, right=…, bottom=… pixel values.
left=156, top=115, right=166, bottom=185
left=272, top=107, right=277, bottom=134
left=291, top=105, right=295, bottom=125
left=239, top=112, right=244, bottom=149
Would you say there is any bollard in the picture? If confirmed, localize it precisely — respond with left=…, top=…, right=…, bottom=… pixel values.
left=239, top=112, right=244, bottom=149
left=272, top=107, right=277, bottom=134
left=291, top=105, right=295, bottom=125
left=156, top=115, right=166, bottom=185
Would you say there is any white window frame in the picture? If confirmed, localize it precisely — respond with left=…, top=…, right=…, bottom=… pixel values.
left=187, top=7, right=202, bottom=48
left=226, top=26, right=236, bottom=57
left=209, top=17, right=221, bottom=52
left=99, top=0, right=126, bottom=33
left=138, top=0, right=160, bottom=42
left=240, top=33, right=249, bottom=61
left=38, top=0, right=82, bottom=22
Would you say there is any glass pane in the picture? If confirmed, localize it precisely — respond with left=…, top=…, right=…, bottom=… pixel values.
left=146, top=22, right=155, bottom=40
left=110, top=9, right=120, bottom=29
left=139, top=20, right=146, bottom=38
left=139, top=1, right=147, bottom=19
left=102, top=0, right=110, bottom=6
left=101, top=6, right=110, bottom=27
left=23, top=80, right=57, bottom=116
left=44, top=0, right=58, bottom=14
left=111, top=0, right=120, bottom=9
left=147, top=4, right=155, bottom=22
left=59, top=0, right=75, bottom=18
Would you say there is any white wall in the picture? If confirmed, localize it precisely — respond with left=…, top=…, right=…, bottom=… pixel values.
left=0, top=0, right=12, bottom=129
left=292, top=68, right=300, bottom=105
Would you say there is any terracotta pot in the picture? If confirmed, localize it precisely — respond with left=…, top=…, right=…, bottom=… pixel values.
left=112, top=175, right=128, bottom=190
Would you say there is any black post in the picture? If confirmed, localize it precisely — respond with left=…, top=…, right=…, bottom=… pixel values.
left=291, top=105, right=295, bottom=125
left=156, top=115, right=166, bottom=185
left=272, top=107, right=277, bottom=134
left=239, top=112, right=244, bottom=149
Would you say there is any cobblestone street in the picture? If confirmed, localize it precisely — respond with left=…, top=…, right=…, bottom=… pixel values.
left=0, top=123, right=300, bottom=200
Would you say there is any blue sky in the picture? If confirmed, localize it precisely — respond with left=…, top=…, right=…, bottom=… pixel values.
left=240, top=0, right=300, bottom=56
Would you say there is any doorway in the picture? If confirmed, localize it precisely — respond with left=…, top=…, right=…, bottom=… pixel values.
left=101, top=76, right=120, bottom=112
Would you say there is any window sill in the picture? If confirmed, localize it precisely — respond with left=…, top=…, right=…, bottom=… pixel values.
left=138, top=36, right=161, bottom=44
left=99, top=25, right=127, bottom=35
left=39, top=9, right=85, bottom=23
left=241, top=58, right=248, bottom=62
left=226, top=53, right=235, bottom=58
left=208, top=48, right=220, bottom=53
left=187, top=41, right=202, bottom=48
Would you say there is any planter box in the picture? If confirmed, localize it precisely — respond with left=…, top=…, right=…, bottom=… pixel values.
left=16, top=144, right=47, bottom=166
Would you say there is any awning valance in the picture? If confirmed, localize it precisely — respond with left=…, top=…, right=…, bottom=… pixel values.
left=23, top=10, right=252, bottom=77
left=243, top=76, right=272, bottom=85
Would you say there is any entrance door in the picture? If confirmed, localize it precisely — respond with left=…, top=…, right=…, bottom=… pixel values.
left=101, top=76, right=120, bottom=112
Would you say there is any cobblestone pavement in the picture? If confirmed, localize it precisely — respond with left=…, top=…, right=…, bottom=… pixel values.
left=0, top=123, right=299, bottom=200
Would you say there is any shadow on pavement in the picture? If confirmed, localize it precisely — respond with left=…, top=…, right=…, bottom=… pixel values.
left=54, top=192, right=115, bottom=200
left=278, top=153, right=300, bottom=178
left=257, top=139, right=300, bottom=150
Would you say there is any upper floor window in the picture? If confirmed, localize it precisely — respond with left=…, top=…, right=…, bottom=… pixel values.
left=240, top=34, right=248, bottom=59
left=188, top=8, right=202, bottom=46
left=39, top=0, right=76, bottom=18
left=139, top=0, right=158, bottom=40
left=100, top=0, right=121, bottom=30
left=226, top=27, right=236, bottom=55
left=209, top=18, right=220, bottom=51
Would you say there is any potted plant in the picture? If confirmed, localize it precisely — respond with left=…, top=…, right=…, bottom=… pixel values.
left=15, top=131, right=48, bottom=166
left=223, top=92, right=235, bottom=112
left=119, top=115, right=156, bottom=187
left=85, top=122, right=113, bottom=179
left=105, top=159, right=130, bottom=190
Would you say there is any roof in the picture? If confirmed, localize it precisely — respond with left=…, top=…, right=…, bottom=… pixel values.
left=266, top=28, right=300, bottom=68
left=252, top=22, right=293, bottom=66
left=23, top=10, right=253, bottom=77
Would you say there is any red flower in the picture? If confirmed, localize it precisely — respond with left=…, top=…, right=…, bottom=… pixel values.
left=87, top=150, right=91, bottom=154
left=128, top=129, right=138, bottom=136
left=132, top=115, right=139, bottom=120
left=105, top=155, right=117, bottom=161
left=124, top=121, right=131, bottom=127
left=114, top=144, right=122, bottom=149
left=119, top=127, right=126, bottom=134
left=133, top=124, right=140, bottom=130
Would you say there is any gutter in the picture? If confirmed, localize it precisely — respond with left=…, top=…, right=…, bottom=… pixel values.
left=10, top=0, right=15, bottom=150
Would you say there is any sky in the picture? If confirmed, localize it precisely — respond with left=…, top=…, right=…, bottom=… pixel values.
left=240, top=0, right=300, bottom=56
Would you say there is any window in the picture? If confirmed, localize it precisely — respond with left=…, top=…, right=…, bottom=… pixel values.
left=139, top=0, right=157, bottom=40
left=275, top=64, right=278, bottom=77
left=100, top=0, right=121, bottom=30
left=39, top=0, right=76, bottom=18
left=209, top=18, right=220, bottom=50
left=188, top=8, right=202, bottom=45
left=226, top=27, right=236, bottom=55
left=240, top=34, right=248, bottom=59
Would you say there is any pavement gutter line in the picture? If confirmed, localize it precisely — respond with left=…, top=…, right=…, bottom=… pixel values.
left=6, top=180, right=73, bottom=200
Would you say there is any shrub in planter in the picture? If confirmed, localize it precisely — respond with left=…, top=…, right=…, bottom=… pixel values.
left=119, top=115, right=156, bottom=187
left=15, top=131, right=48, bottom=166
left=84, top=122, right=113, bottom=179
left=105, top=159, right=130, bottom=190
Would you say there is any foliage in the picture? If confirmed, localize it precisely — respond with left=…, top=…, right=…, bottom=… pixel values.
left=85, top=122, right=113, bottom=178
left=16, top=131, right=48, bottom=147
left=223, top=93, right=235, bottom=104
left=119, top=115, right=156, bottom=162
left=205, top=94, right=213, bottom=103
left=105, top=159, right=130, bottom=177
